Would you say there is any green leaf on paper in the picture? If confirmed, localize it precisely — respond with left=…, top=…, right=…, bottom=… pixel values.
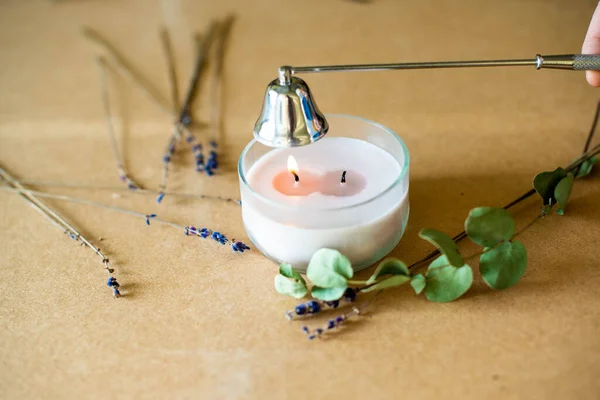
left=410, top=274, right=426, bottom=295
left=311, top=286, right=346, bottom=301
left=533, top=167, right=567, bottom=205
left=479, top=241, right=527, bottom=290
left=361, top=275, right=411, bottom=293
left=279, top=263, right=306, bottom=284
left=274, top=263, right=308, bottom=298
left=419, top=228, right=464, bottom=268
left=554, top=174, right=574, bottom=215
left=275, top=275, right=308, bottom=298
left=306, top=248, right=352, bottom=291
left=575, top=156, right=597, bottom=179
left=423, top=255, right=473, bottom=302
left=465, top=207, right=515, bottom=247
left=366, top=258, right=410, bottom=284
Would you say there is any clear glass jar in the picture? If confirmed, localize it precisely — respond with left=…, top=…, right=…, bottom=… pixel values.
left=238, top=114, right=410, bottom=272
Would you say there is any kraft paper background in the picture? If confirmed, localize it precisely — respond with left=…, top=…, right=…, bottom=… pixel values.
left=1, top=0, right=599, bottom=398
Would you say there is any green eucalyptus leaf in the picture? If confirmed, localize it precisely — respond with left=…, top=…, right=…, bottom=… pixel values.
left=533, top=167, right=567, bottom=205
left=419, top=228, right=464, bottom=267
left=479, top=241, right=527, bottom=290
left=424, top=255, right=473, bottom=302
left=306, top=248, right=352, bottom=289
left=361, top=275, right=411, bottom=293
left=279, top=263, right=306, bottom=285
left=465, top=207, right=515, bottom=247
left=554, top=174, right=574, bottom=215
left=410, top=274, right=426, bottom=295
left=311, top=285, right=346, bottom=301
left=274, top=274, right=308, bottom=298
left=575, top=156, right=597, bottom=179
left=366, top=258, right=410, bottom=284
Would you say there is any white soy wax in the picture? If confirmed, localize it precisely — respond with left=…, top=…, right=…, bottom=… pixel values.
left=238, top=115, right=410, bottom=272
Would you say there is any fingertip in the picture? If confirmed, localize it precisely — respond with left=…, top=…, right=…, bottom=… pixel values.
left=586, top=71, right=600, bottom=87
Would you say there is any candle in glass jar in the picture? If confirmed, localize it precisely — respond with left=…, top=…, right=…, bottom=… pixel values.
left=238, top=115, right=410, bottom=272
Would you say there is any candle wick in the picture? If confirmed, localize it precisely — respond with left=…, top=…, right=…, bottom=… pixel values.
left=341, top=171, right=347, bottom=184
left=291, top=170, right=300, bottom=183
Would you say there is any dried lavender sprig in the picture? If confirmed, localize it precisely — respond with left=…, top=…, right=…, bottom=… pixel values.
left=206, top=15, right=236, bottom=175
left=285, top=288, right=358, bottom=320
left=0, top=167, right=121, bottom=298
left=157, top=27, right=182, bottom=203
left=177, top=24, right=219, bottom=175
left=301, top=291, right=380, bottom=340
left=0, top=186, right=249, bottom=253
left=16, top=179, right=242, bottom=205
left=96, top=57, right=141, bottom=190
left=184, top=226, right=250, bottom=252
left=83, top=27, right=207, bottom=183
left=303, top=307, right=362, bottom=341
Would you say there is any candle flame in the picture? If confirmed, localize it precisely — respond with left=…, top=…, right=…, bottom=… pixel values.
left=287, top=155, right=299, bottom=174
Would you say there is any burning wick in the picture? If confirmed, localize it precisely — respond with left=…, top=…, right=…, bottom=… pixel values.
left=291, top=170, right=300, bottom=183
left=288, top=155, right=300, bottom=183
left=341, top=171, right=347, bottom=184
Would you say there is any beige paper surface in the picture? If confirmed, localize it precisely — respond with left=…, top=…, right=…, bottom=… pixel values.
left=1, top=0, right=599, bottom=398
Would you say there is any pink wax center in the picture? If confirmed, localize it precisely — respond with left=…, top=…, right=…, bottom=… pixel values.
left=272, top=169, right=366, bottom=197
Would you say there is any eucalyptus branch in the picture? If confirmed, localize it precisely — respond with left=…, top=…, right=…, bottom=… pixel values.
left=0, top=166, right=122, bottom=297
left=407, top=141, right=600, bottom=272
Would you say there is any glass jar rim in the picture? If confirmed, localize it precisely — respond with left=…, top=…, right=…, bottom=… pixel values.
left=238, top=114, right=410, bottom=211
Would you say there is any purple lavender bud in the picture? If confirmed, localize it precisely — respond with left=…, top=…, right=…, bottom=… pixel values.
left=127, top=183, right=138, bottom=190
left=192, top=144, right=202, bottom=152
left=295, top=303, right=308, bottom=316
left=307, top=300, right=321, bottom=314
left=327, top=320, right=336, bottom=330
left=156, top=192, right=165, bottom=204
left=210, top=150, right=217, bottom=158
left=186, top=136, right=194, bottom=144
left=120, top=174, right=126, bottom=182
left=205, top=167, right=215, bottom=177
left=315, top=328, right=324, bottom=335
left=335, top=316, right=345, bottom=324
left=326, top=300, right=340, bottom=308
left=162, top=155, right=171, bottom=164
left=301, top=326, right=309, bottom=334
left=113, top=288, right=121, bottom=298
left=210, top=140, right=217, bottom=148
left=308, top=334, right=316, bottom=340
left=343, top=288, right=357, bottom=302
left=181, top=114, right=192, bottom=126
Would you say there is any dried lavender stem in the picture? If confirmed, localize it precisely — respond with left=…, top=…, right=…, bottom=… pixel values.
left=157, top=27, right=182, bottom=202
left=160, top=27, right=180, bottom=113
left=0, top=167, right=121, bottom=297
left=82, top=27, right=197, bottom=143
left=178, top=23, right=219, bottom=176
left=96, top=57, right=141, bottom=190
left=206, top=15, right=236, bottom=173
left=16, top=179, right=242, bottom=205
left=83, top=27, right=172, bottom=114
left=0, top=186, right=250, bottom=253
